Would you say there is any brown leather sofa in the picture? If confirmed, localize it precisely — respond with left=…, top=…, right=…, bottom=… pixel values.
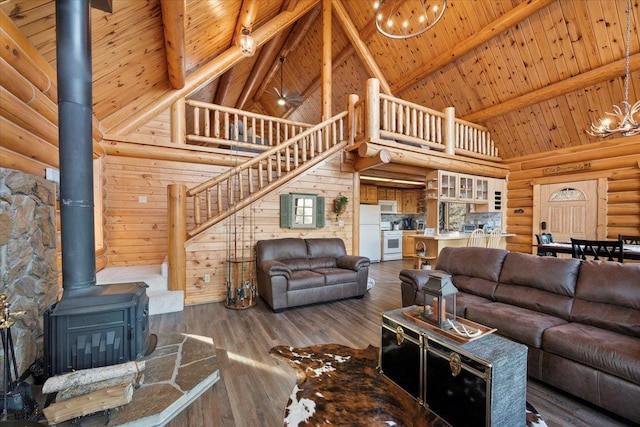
left=399, top=247, right=640, bottom=424
left=255, top=237, right=370, bottom=312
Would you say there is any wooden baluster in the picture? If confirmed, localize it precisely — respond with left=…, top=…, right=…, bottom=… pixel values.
left=194, top=106, right=200, bottom=135
left=206, top=189, right=212, bottom=219
left=193, top=194, right=201, bottom=226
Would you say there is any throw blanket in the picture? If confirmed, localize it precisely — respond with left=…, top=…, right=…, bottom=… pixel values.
left=270, top=343, right=547, bottom=427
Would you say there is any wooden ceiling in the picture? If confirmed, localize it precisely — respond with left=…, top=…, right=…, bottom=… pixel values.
left=2, top=0, right=638, bottom=159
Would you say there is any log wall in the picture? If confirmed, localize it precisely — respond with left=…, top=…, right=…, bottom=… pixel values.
left=504, top=137, right=640, bottom=254
left=184, top=152, right=355, bottom=305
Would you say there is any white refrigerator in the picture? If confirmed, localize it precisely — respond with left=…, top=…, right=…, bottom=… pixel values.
left=359, top=204, right=381, bottom=262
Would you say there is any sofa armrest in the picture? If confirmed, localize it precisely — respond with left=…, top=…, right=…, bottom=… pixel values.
left=337, top=255, right=370, bottom=271
left=399, top=269, right=434, bottom=290
left=258, top=260, right=292, bottom=279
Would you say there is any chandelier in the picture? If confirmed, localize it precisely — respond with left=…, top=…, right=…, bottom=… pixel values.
left=374, top=0, right=447, bottom=39
left=589, top=0, right=639, bottom=137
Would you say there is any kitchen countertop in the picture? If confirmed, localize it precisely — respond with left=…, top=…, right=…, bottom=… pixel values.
left=409, top=232, right=515, bottom=240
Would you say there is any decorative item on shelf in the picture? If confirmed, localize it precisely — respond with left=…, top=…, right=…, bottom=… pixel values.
left=415, top=241, right=426, bottom=257
left=421, top=271, right=457, bottom=330
left=588, top=0, right=639, bottom=137
left=373, top=0, right=447, bottom=40
left=236, top=27, right=256, bottom=57
left=334, top=194, right=349, bottom=221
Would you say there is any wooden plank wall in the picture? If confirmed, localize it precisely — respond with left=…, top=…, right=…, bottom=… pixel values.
left=184, top=153, right=355, bottom=305
left=102, top=154, right=224, bottom=267
left=505, top=137, right=640, bottom=254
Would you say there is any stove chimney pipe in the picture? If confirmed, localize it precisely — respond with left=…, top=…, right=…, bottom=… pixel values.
left=56, top=0, right=96, bottom=293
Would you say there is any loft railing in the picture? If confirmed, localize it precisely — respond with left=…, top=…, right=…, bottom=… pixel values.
left=350, top=78, right=500, bottom=160
left=185, top=100, right=313, bottom=151
left=182, top=110, right=348, bottom=238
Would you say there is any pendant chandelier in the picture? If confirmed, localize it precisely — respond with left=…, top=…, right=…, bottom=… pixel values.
left=589, top=0, right=639, bottom=137
left=374, top=0, right=447, bottom=40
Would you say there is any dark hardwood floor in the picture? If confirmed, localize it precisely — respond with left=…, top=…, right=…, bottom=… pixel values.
left=153, top=259, right=633, bottom=427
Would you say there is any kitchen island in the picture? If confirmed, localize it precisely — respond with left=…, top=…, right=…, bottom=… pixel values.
left=407, top=232, right=514, bottom=268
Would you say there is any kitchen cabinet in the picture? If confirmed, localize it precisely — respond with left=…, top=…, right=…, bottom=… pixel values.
left=475, top=177, right=489, bottom=202
left=458, top=174, right=474, bottom=201
left=429, top=171, right=495, bottom=204
left=402, top=190, right=420, bottom=214
left=403, top=231, right=416, bottom=257
left=360, top=185, right=378, bottom=204
left=439, top=171, right=457, bottom=200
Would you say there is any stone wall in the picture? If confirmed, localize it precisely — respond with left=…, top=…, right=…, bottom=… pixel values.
left=0, top=168, right=59, bottom=376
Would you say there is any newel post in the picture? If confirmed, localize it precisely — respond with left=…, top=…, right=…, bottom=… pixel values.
left=365, top=78, right=380, bottom=141
left=168, top=184, right=187, bottom=293
left=443, top=106, right=455, bottom=155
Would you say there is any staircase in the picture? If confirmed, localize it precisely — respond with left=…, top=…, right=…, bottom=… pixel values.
left=96, top=257, right=184, bottom=315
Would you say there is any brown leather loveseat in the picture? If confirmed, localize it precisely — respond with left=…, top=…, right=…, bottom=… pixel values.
left=399, top=247, right=640, bottom=424
left=255, top=237, right=370, bottom=312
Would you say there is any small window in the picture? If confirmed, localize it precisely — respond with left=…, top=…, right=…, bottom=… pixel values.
left=280, top=194, right=325, bottom=229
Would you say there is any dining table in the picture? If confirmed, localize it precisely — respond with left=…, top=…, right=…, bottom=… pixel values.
left=536, top=241, right=640, bottom=261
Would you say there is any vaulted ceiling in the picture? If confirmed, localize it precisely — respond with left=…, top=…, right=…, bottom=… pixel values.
left=2, top=0, right=638, bottom=159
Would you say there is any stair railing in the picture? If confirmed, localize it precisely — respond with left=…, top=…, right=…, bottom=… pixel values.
left=185, top=111, right=348, bottom=238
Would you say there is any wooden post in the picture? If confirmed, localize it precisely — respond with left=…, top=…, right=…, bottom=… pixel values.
left=347, top=93, right=358, bottom=145
left=171, top=98, right=186, bottom=144
left=365, top=78, right=380, bottom=141
left=168, top=184, right=187, bottom=293
left=443, top=106, right=455, bottom=155
left=321, top=0, right=332, bottom=121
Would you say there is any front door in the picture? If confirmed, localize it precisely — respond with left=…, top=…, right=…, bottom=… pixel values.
left=539, top=180, right=598, bottom=242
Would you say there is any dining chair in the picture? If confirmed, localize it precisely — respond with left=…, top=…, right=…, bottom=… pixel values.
left=535, top=233, right=557, bottom=256
left=618, top=234, right=640, bottom=245
left=570, top=238, right=624, bottom=262
left=486, top=229, right=502, bottom=248
left=467, top=229, right=486, bottom=247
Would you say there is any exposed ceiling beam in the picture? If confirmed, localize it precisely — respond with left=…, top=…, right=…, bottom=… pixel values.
left=391, top=0, right=556, bottom=94
left=281, top=3, right=383, bottom=117
left=333, top=0, right=392, bottom=95
left=213, top=0, right=258, bottom=105
left=160, top=0, right=186, bottom=89
left=250, top=4, right=321, bottom=107
left=104, top=0, right=320, bottom=135
left=235, top=0, right=299, bottom=109
left=463, top=54, right=640, bottom=123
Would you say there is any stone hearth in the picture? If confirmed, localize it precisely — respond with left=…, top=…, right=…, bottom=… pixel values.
left=47, top=333, right=219, bottom=426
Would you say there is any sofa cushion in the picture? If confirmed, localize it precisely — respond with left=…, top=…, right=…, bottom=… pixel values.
left=466, top=302, right=567, bottom=348
left=288, top=270, right=326, bottom=291
left=308, top=257, right=338, bottom=269
left=312, top=268, right=358, bottom=285
left=571, top=260, right=640, bottom=337
left=256, top=238, right=309, bottom=262
left=435, top=247, right=508, bottom=300
left=282, top=258, right=312, bottom=271
left=455, top=292, right=493, bottom=317
left=436, top=247, right=508, bottom=282
left=495, top=253, right=581, bottom=320
left=543, top=322, right=640, bottom=386
left=306, top=238, right=347, bottom=259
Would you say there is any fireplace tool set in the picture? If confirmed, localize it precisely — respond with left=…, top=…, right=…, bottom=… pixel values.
left=1, top=294, right=37, bottom=421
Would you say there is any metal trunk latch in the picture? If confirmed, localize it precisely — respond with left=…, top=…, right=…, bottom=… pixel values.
left=449, top=352, right=462, bottom=377
left=395, top=326, right=405, bottom=345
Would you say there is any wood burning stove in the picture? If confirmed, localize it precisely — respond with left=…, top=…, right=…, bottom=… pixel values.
left=44, top=282, right=151, bottom=377
left=43, top=0, right=155, bottom=380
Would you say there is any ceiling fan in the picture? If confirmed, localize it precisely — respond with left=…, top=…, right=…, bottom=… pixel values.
left=273, top=56, right=303, bottom=108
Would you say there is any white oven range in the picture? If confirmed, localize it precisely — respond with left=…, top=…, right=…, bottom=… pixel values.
left=381, top=222, right=403, bottom=261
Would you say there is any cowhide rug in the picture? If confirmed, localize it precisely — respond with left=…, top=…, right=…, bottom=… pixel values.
left=270, top=343, right=547, bottom=427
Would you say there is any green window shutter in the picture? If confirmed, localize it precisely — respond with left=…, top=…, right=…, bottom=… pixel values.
left=280, top=194, right=292, bottom=228
left=316, top=196, right=325, bottom=228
